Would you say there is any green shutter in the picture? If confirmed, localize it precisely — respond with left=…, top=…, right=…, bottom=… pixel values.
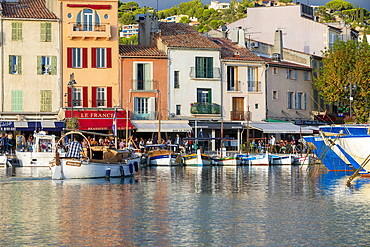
left=208, top=89, right=212, bottom=103
left=17, top=23, right=22, bottom=40
left=17, top=56, right=22, bottom=74
left=9, top=55, right=13, bottom=74
left=40, top=90, right=45, bottom=112
left=12, top=23, right=17, bottom=40
left=46, top=90, right=52, bottom=112
left=12, top=90, right=23, bottom=112
left=46, top=23, right=52, bottom=42
left=196, top=57, right=205, bottom=78
left=40, top=90, right=52, bottom=112
left=40, top=23, right=46, bottom=41
left=207, top=57, right=213, bottom=78
left=51, top=56, right=57, bottom=75
left=37, top=56, right=42, bottom=75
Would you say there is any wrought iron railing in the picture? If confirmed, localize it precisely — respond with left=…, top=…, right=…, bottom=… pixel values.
left=230, top=111, right=249, bottom=121
left=97, top=99, right=105, bottom=107
left=190, top=103, right=220, bottom=114
left=189, top=67, right=221, bottom=79
left=247, top=81, right=261, bottom=92
left=227, top=80, right=242, bottom=91
left=131, top=79, right=156, bottom=91
left=71, top=23, right=108, bottom=32
left=131, top=111, right=157, bottom=120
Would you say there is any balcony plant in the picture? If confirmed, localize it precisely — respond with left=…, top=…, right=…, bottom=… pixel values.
left=199, top=102, right=212, bottom=114
left=212, top=103, right=220, bottom=114
left=190, top=102, right=200, bottom=114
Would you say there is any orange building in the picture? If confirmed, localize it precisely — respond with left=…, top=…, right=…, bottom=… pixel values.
left=59, top=0, right=130, bottom=130
left=119, top=45, right=168, bottom=120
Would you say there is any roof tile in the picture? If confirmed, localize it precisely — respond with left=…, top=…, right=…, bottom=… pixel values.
left=119, top=45, right=167, bottom=58
left=2, top=0, right=57, bottom=20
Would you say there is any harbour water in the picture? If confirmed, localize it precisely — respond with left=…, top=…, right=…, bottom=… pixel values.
left=0, top=166, right=370, bottom=246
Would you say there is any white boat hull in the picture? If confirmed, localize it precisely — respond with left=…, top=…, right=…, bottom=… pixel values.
left=148, top=154, right=179, bottom=166
left=51, top=157, right=140, bottom=180
left=216, top=157, right=242, bottom=166
left=184, top=150, right=212, bottom=166
left=270, top=155, right=293, bottom=165
left=16, top=151, right=61, bottom=167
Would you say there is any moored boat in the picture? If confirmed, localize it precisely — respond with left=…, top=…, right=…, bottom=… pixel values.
left=215, top=155, right=241, bottom=166
left=270, top=154, right=293, bottom=165
left=183, top=149, right=213, bottom=166
left=145, top=144, right=181, bottom=166
left=50, top=131, right=140, bottom=180
left=238, top=152, right=269, bottom=166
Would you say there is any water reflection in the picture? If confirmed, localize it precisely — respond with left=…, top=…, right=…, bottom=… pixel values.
left=0, top=166, right=369, bottom=246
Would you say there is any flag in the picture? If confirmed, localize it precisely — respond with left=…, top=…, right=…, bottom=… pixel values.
left=322, top=109, right=327, bottom=119
left=199, top=128, right=203, bottom=138
left=112, top=109, right=117, bottom=136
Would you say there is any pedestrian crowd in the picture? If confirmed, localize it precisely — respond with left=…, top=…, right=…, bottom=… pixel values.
left=0, top=133, right=15, bottom=155
left=248, top=135, right=301, bottom=154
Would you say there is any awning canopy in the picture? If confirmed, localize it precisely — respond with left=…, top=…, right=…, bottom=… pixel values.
left=65, top=110, right=133, bottom=130
left=247, top=122, right=313, bottom=134
left=0, top=121, right=64, bottom=131
left=132, top=120, right=192, bottom=132
left=194, top=122, right=244, bottom=130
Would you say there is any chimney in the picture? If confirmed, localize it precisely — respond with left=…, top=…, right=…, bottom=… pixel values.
left=272, top=29, right=283, bottom=61
left=238, top=27, right=246, bottom=47
left=234, top=51, right=240, bottom=58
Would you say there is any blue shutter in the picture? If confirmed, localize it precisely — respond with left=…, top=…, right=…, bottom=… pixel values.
left=287, top=92, right=291, bottom=109
left=304, top=93, right=307, bottom=110
left=295, top=92, right=298, bottom=109
left=287, top=69, right=289, bottom=79
left=294, top=70, right=297, bottom=80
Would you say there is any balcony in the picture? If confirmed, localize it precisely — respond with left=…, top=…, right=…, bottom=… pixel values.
left=130, top=79, right=157, bottom=91
left=248, top=81, right=261, bottom=92
left=131, top=111, right=157, bottom=120
left=227, top=80, right=242, bottom=92
left=190, top=103, right=220, bottom=115
left=189, top=67, right=221, bottom=79
left=230, top=111, right=249, bottom=121
left=68, top=23, right=111, bottom=40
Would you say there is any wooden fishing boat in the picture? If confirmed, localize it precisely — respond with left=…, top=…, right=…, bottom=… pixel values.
left=145, top=144, right=181, bottom=166
left=183, top=149, right=213, bottom=166
left=270, top=154, right=294, bottom=165
left=50, top=131, right=140, bottom=180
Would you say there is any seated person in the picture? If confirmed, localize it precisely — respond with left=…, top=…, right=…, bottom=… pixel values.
left=65, top=137, right=84, bottom=158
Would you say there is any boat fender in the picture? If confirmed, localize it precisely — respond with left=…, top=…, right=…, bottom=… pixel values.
left=129, top=163, right=134, bottom=174
left=134, top=161, right=139, bottom=172
left=105, top=168, right=111, bottom=179
left=119, top=166, right=125, bottom=177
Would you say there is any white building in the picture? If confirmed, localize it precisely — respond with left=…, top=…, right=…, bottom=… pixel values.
left=227, top=4, right=350, bottom=56
left=209, top=1, right=230, bottom=10
left=120, top=24, right=139, bottom=38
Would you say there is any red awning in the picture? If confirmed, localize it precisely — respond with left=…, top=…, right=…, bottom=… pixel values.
left=65, top=110, right=133, bottom=130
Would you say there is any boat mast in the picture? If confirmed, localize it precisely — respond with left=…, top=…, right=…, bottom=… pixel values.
left=246, top=105, right=250, bottom=157
left=114, top=107, right=118, bottom=149
left=221, top=120, right=223, bottom=158
left=125, top=103, right=129, bottom=146
left=158, top=94, right=161, bottom=144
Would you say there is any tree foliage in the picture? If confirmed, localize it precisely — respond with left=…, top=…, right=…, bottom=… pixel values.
left=119, top=35, right=138, bottom=45
left=315, top=40, right=370, bottom=123
left=326, top=0, right=354, bottom=12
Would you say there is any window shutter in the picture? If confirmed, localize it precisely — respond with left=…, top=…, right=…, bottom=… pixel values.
left=9, top=56, right=13, bottom=74
left=40, top=23, right=46, bottom=41
left=37, top=56, right=42, bottom=75
left=286, top=69, right=289, bottom=79
left=304, top=93, right=307, bottom=110
left=40, top=90, right=46, bottom=112
left=195, top=57, right=203, bottom=78
left=51, top=56, right=57, bottom=75
left=91, top=48, right=97, bottom=68
left=294, top=92, right=298, bottom=109
left=46, top=23, right=52, bottom=42
left=208, top=89, right=212, bottom=103
left=144, top=63, right=151, bottom=90
left=287, top=92, right=291, bottom=109
left=17, top=56, right=22, bottom=74
left=67, top=87, right=71, bottom=107
left=17, top=23, right=22, bottom=40
left=12, top=90, right=23, bottom=112
left=67, top=48, right=73, bottom=68
left=12, top=23, right=17, bottom=40
left=148, top=97, right=155, bottom=116
left=106, top=48, right=112, bottom=68
left=46, top=91, right=52, bottom=112
left=82, top=48, right=88, bottom=68
left=107, top=87, right=112, bottom=108
left=294, top=70, right=297, bottom=80
left=83, top=87, right=88, bottom=107
left=207, top=57, right=213, bottom=78
left=91, top=87, right=97, bottom=107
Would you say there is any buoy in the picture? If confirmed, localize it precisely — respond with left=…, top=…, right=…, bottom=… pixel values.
left=119, top=166, right=125, bottom=177
left=129, top=163, right=133, bottom=174
left=134, top=161, right=139, bottom=172
left=105, top=168, right=111, bottom=179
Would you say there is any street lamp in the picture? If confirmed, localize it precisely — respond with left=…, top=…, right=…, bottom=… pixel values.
left=68, top=73, right=77, bottom=129
left=343, top=78, right=357, bottom=118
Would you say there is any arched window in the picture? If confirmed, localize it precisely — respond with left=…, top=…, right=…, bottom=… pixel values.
left=76, top=9, right=101, bottom=31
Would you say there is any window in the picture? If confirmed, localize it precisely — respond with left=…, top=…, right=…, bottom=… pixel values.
left=313, top=89, right=319, bottom=111
left=72, top=87, right=82, bottom=107
left=273, top=68, right=278, bottom=74
left=9, top=55, right=21, bottom=74
left=174, top=71, right=180, bottom=88
left=12, top=90, right=23, bottom=112
left=77, top=9, right=100, bottom=31
left=40, top=90, right=52, bottom=112
left=287, top=92, right=294, bottom=109
left=195, top=57, right=213, bottom=78
left=197, top=88, right=212, bottom=104
left=134, top=63, right=152, bottom=90
left=96, top=87, right=106, bottom=107
left=255, top=103, right=259, bottom=109
left=304, top=71, right=310, bottom=81
left=12, top=22, right=22, bottom=41
left=96, top=48, right=106, bottom=68
left=133, top=97, right=155, bottom=119
left=313, top=60, right=318, bottom=78
left=287, top=69, right=297, bottom=80
left=37, top=56, right=57, bottom=75
left=227, top=66, right=236, bottom=91
left=92, top=48, right=111, bottom=68
left=72, top=48, right=82, bottom=68
left=297, top=93, right=303, bottom=109
left=248, top=67, right=257, bottom=92
left=40, top=23, right=51, bottom=42
left=176, top=105, right=181, bottom=115
left=272, top=91, right=278, bottom=100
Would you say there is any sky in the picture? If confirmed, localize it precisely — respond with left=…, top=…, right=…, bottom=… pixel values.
left=121, top=0, right=370, bottom=11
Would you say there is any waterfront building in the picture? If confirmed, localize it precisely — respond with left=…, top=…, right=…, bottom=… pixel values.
left=0, top=0, right=63, bottom=132
left=208, top=1, right=230, bottom=10
left=59, top=0, right=132, bottom=131
left=120, top=24, right=138, bottom=38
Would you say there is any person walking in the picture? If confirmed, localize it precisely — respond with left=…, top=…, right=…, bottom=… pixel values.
left=175, top=134, right=181, bottom=152
left=152, top=134, right=158, bottom=145
left=292, top=136, right=297, bottom=154
left=65, top=136, right=84, bottom=158
left=269, top=135, right=276, bottom=153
